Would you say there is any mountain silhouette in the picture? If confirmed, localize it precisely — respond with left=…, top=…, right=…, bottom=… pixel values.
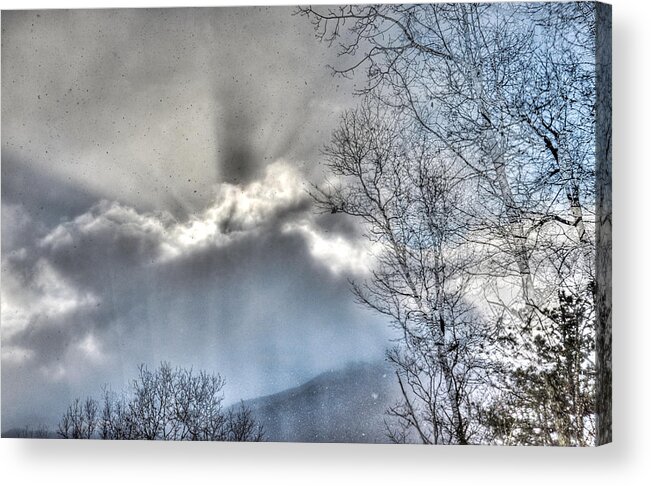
left=241, top=361, right=404, bottom=443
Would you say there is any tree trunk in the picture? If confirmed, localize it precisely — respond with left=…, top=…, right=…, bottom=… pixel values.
left=460, top=6, right=535, bottom=305
left=437, top=346, right=468, bottom=445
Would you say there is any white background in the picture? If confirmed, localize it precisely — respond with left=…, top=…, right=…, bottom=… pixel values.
left=0, top=0, right=648, bottom=484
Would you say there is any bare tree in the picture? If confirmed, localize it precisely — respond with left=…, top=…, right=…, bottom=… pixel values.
left=58, top=363, right=264, bottom=441
left=58, top=397, right=98, bottom=439
left=223, top=404, right=265, bottom=442
left=314, top=103, right=490, bottom=444
left=302, top=2, right=606, bottom=446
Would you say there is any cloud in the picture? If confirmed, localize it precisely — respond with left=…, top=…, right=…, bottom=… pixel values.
left=283, top=220, right=377, bottom=276
left=1, top=159, right=390, bottom=429
left=1, top=203, right=45, bottom=253
left=1, top=257, right=99, bottom=335
left=34, top=160, right=373, bottom=275
left=166, top=160, right=310, bottom=256
left=1, top=154, right=99, bottom=243
left=32, top=160, right=310, bottom=263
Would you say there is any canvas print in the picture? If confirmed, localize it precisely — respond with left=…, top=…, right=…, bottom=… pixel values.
left=1, top=2, right=611, bottom=445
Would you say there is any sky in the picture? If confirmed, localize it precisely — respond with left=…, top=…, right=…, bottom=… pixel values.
left=1, top=7, right=391, bottom=430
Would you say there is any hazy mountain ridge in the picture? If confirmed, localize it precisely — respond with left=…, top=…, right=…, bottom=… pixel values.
left=240, top=361, right=403, bottom=443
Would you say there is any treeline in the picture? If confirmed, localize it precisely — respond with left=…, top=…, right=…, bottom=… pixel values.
left=57, top=362, right=263, bottom=441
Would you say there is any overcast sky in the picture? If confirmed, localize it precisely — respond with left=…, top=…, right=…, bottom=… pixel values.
left=1, top=7, right=391, bottom=430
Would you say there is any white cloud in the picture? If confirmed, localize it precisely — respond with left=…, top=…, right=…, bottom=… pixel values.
left=36, top=160, right=308, bottom=263
left=1, top=258, right=100, bottom=337
left=76, top=333, right=105, bottom=363
left=1, top=258, right=101, bottom=373
left=283, top=220, right=376, bottom=276
left=40, top=199, right=175, bottom=255
left=166, top=160, right=307, bottom=256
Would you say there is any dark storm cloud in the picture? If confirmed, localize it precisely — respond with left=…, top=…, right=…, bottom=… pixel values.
left=1, top=153, right=99, bottom=233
